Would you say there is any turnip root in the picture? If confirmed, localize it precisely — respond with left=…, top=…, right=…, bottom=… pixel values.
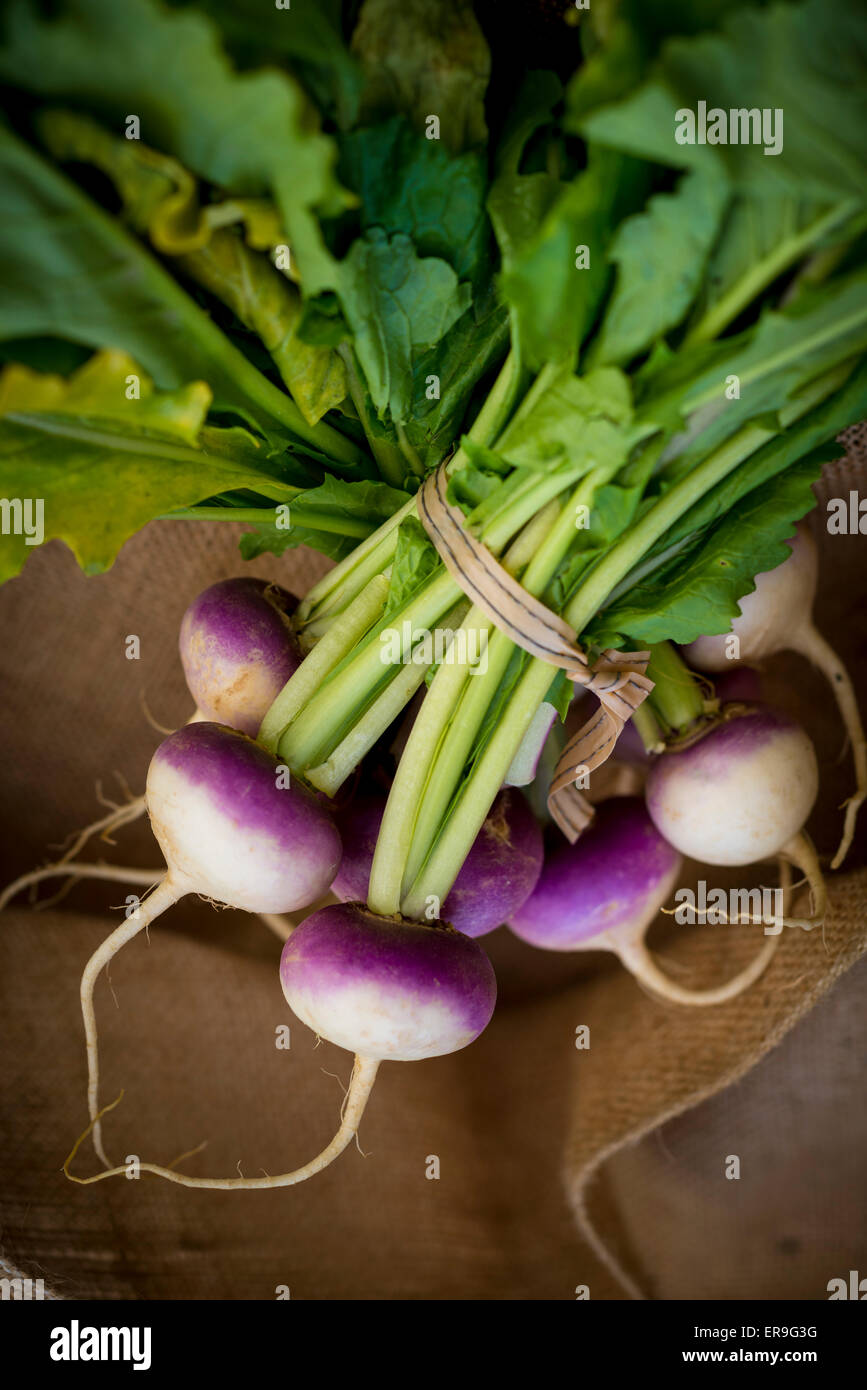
left=332, top=789, right=543, bottom=937
left=508, top=798, right=779, bottom=1004
left=0, top=860, right=294, bottom=947
left=0, top=862, right=162, bottom=914
left=2, top=578, right=303, bottom=918
left=67, top=901, right=496, bottom=1191
left=645, top=706, right=826, bottom=930
left=684, top=524, right=866, bottom=867
left=66, top=1054, right=380, bottom=1191
left=80, top=722, right=341, bottom=1167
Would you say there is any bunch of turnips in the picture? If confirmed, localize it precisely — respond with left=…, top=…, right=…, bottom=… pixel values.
left=6, top=531, right=862, bottom=1192
left=1, top=0, right=866, bottom=1192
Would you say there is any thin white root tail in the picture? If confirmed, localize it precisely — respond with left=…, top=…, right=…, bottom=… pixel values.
left=793, top=624, right=867, bottom=870
left=621, top=857, right=794, bottom=1006
left=257, top=913, right=296, bottom=942
left=0, top=862, right=164, bottom=914
left=65, top=1054, right=379, bottom=1190
left=80, top=877, right=183, bottom=1168
left=779, top=831, right=827, bottom=930
left=58, top=795, right=148, bottom=863
left=1, top=859, right=291, bottom=943
left=616, top=932, right=779, bottom=1007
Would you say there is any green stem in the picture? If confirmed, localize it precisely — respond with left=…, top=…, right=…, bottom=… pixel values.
left=397, top=625, right=513, bottom=898
left=669, top=299, right=867, bottom=423
left=161, top=503, right=375, bottom=538
left=631, top=701, right=665, bottom=754
left=297, top=496, right=416, bottom=623
left=402, top=656, right=554, bottom=916
left=395, top=422, right=426, bottom=479
left=257, top=574, right=390, bottom=752
left=279, top=570, right=461, bottom=769
left=298, top=348, right=524, bottom=625
left=366, top=610, right=489, bottom=916
left=684, top=201, right=859, bottom=347
left=305, top=649, right=437, bottom=797
left=564, top=423, right=774, bottom=633
left=399, top=425, right=774, bottom=911
left=337, top=344, right=408, bottom=488
left=287, top=452, right=591, bottom=774
left=161, top=505, right=300, bottom=522
left=645, top=642, right=704, bottom=734
left=465, top=344, right=524, bottom=448
left=478, top=459, right=594, bottom=551
left=501, top=498, right=562, bottom=573
left=382, top=470, right=608, bottom=913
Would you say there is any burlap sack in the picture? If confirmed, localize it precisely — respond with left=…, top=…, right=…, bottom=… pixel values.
left=0, top=441, right=864, bottom=1300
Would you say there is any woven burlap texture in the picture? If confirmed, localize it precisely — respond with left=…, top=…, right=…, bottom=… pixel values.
left=0, top=436, right=864, bottom=1299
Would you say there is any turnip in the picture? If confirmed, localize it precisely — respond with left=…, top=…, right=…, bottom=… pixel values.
left=280, top=903, right=497, bottom=1059
left=180, top=578, right=301, bottom=736
left=331, top=789, right=544, bottom=937
left=79, top=721, right=341, bottom=1167
left=709, top=666, right=763, bottom=705
left=508, top=798, right=780, bottom=1004
left=1, top=577, right=303, bottom=915
left=683, top=524, right=866, bottom=867
left=644, top=705, right=826, bottom=929
left=66, top=903, right=496, bottom=1191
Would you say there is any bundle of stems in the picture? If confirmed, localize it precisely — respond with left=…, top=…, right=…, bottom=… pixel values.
left=258, top=303, right=865, bottom=918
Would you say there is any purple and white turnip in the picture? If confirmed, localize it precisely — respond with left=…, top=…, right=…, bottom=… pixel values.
left=684, top=524, right=866, bottom=867
left=179, top=577, right=301, bottom=736
left=80, top=721, right=341, bottom=1169
left=280, top=903, right=497, bottom=1060
left=509, top=798, right=780, bottom=1004
left=0, top=577, right=303, bottom=925
left=644, top=705, right=826, bottom=931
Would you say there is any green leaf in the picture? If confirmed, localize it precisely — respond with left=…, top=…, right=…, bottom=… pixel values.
left=591, top=167, right=730, bottom=367
left=337, top=229, right=473, bottom=423
left=446, top=438, right=508, bottom=515
left=339, top=116, right=490, bottom=286
left=0, top=351, right=309, bottom=583
left=543, top=669, right=573, bottom=725
left=403, top=281, right=510, bottom=469
left=684, top=190, right=867, bottom=344
left=35, top=106, right=286, bottom=255
left=642, top=357, right=867, bottom=565
left=183, top=0, right=363, bottom=130
left=493, top=69, right=563, bottom=179
left=565, top=17, right=645, bottom=127
left=596, top=453, right=826, bottom=645
left=578, top=0, right=867, bottom=203
left=496, top=365, right=637, bottom=470
left=238, top=475, right=410, bottom=564
left=642, top=270, right=867, bottom=450
left=350, top=0, right=491, bottom=153
left=566, top=0, right=780, bottom=134
left=37, top=108, right=349, bottom=428
left=0, top=0, right=354, bottom=244
left=383, top=514, right=440, bottom=615
left=549, top=477, right=646, bottom=612
left=594, top=358, right=867, bottom=644
left=178, top=233, right=348, bottom=428
left=490, top=144, right=647, bottom=371
left=0, top=126, right=341, bottom=449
